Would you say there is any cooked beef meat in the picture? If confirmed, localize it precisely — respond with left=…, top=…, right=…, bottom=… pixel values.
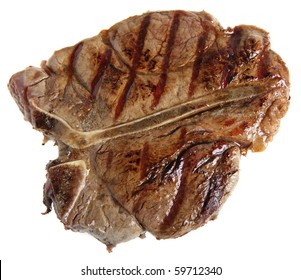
left=8, top=10, right=290, bottom=250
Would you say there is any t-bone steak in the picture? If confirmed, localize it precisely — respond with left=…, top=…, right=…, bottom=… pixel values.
left=8, top=10, right=290, bottom=251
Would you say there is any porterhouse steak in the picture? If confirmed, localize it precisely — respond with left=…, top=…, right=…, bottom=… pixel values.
left=8, top=10, right=290, bottom=250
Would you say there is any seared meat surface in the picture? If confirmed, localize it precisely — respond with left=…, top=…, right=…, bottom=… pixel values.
left=8, top=10, right=289, bottom=250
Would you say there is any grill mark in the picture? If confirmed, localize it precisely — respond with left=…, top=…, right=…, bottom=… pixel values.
left=152, top=12, right=181, bottom=108
left=68, top=42, right=93, bottom=95
left=114, top=14, right=151, bottom=120
left=188, top=32, right=207, bottom=96
left=70, top=42, right=84, bottom=73
left=160, top=142, right=209, bottom=228
left=161, top=159, right=188, bottom=229
left=200, top=157, right=223, bottom=218
left=200, top=149, right=235, bottom=219
left=220, top=27, right=242, bottom=88
left=200, top=182, right=214, bottom=215
left=91, top=49, right=112, bottom=98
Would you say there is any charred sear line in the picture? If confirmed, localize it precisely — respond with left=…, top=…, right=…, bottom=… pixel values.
left=91, top=49, right=112, bottom=98
left=188, top=26, right=208, bottom=96
left=200, top=161, right=223, bottom=216
left=161, top=160, right=187, bottom=229
left=67, top=42, right=92, bottom=96
left=114, top=14, right=151, bottom=120
left=70, top=42, right=84, bottom=72
left=152, top=12, right=181, bottom=108
left=200, top=149, right=238, bottom=218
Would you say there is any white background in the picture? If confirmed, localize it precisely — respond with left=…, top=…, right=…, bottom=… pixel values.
left=0, top=1, right=300, bottom=279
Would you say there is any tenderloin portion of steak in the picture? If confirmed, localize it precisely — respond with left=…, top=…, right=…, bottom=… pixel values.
left=8, top=10, right=290, bottom=249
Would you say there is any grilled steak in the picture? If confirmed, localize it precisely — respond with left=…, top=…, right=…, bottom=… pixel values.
left=8, top=10, right=290, bottom=250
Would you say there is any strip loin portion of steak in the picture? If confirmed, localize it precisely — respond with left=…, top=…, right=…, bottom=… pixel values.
left=8, top=10, right=290, bottom=250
